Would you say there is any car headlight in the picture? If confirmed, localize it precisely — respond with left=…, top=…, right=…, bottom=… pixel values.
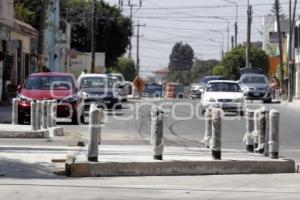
left=208, top=98, right=216, bottom=102
left=18, top=94, right=31, bottom=102
left=234, top=98, right=244, bottom=103
left=63, top=95, right=79, bottom=103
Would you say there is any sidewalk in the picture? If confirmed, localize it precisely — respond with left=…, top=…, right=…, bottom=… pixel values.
left=0, top=105, right=11, bottom=123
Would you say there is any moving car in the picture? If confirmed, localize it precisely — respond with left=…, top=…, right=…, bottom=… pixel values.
left=17, top=72, right=81, bottom=124
left=191, top=76, right=228, bottom=99
left=201, top=80, right=245, bottom=115
left=107, top=73, right=128, bottom=102
left=77, top=74, right=119, bottom=110
left=239, top=73, right=271, bottom=103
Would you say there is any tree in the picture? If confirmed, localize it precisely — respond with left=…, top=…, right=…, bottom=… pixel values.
left=168, top=42, right=194, bottom=71
left=113, top=57, right=136, bottom=81
left=60, top=0, right=132, bottom=69
left=221, top=45, right=269, bottom=80
left=14, top=0, right=132, bottom=70
left=213, top=65, right=226, bottom=76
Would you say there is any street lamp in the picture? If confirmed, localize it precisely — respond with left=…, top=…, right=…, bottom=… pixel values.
left=212, top=16, right=230, bottom=52
left=209, top=38, right=223, bottom=60
left=222, top=0, right=238, bottom=47
left=209, top=30, right=225, bottom=59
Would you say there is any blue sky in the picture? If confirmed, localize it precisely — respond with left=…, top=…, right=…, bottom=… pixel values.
left=105, top=0, right=292, bottom=77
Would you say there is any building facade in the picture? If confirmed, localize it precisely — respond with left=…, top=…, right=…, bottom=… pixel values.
left=0, top=0, right=14, bottom=102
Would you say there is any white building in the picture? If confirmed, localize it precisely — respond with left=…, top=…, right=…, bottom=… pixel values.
left=152, top=68, right=169, bottom=85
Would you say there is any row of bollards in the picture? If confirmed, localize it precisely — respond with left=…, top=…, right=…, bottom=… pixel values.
left=244, top=108, right=280, bottom=159
left=12, top=98, right=57, bottom=130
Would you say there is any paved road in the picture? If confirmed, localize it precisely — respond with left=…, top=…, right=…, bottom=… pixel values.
left=53, top=99, right=300, bottom=162
left=1, top=174, right=300, bottom=200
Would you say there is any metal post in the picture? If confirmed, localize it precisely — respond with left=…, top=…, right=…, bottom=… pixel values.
left=31, top=101, right=37, bottom=131
left=12, top=98, right=18, bottom=125
left=151, top=106, right=164, bottom=160
left=88, top=104, right=101, bottom=162
left=42, top=100, right=48, bottom=129
left=203, top=108, right=212, bottom=148
left=269, top=110, right=280, bottom=159
left=264, top=109, right=270, bottom=157
left=253, top=110, right=260, bottom=149
left=257, top=108, right=267, bottom=154
left=47, top=100, right=52, bottom=128
left=211, top=108, right=222, bottom=160
left=51, top=100, right=57, bottom=127
left=36, top=101, right=42, bottom=130
left=245, top=109, right=255, bottom=152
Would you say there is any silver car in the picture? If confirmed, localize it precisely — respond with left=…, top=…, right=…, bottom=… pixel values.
left=239, top=73, right=271, bottom=103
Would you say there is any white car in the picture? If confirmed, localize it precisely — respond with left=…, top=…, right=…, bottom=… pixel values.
left=201, top=80, right=245, bottom=116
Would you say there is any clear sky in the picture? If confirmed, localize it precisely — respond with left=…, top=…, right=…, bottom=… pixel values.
left=104, top=0, right=292, bottom=77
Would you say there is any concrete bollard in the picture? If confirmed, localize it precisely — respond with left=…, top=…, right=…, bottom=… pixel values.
left=269, top=109, right=280, bottom=159
left=42, top=100, right=48, bottom=129
left=47, top=100, right=52, bottom=128
left=151, top=106, right=164, bottom=160
left=12, top=98, right=18, bottom=125
left=30, top=101, right=37, bottom=131
left=256, top=108, right=267, bottom=154
left=253, top=110, right=260, bottom=149
left=36, top=101, right=42, bottom=130
left=87, top=104, right=102, bottom=162
left=51, top=100, right=57, bottom=127
left=264, top=109, right=270, bottom=157
left=244, top=109, right=255, bottom=152
left=203, top=108, right=212, bottom=148
left=211, top=108, right=222, bottom=160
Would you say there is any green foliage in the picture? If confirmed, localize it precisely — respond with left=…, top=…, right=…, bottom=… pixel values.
left=168, top=42, right=194, bottom=71
left=221, top=45, right=269, bottom=80
left=14, top=0, right=132, bottom=70
left=14, top=0, right=41, bottom=28
left=213, top=65, right=226, bottom=76
left=60, top=0, right=132, bottom=69
left=113, top=57, right=136, bottom=81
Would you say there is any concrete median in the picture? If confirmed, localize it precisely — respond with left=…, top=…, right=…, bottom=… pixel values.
left=65, top=145, right=295, bottom=177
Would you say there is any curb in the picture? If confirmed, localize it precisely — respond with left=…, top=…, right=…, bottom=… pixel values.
left=66, top=159, right=295, bottom=177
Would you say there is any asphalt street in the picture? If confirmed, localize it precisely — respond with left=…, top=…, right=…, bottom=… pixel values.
left=22, top=98, right=299, bottom=163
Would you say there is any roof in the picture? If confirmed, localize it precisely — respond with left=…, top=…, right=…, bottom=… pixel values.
left=13, top=19, right=38, bottom=38
left=153, top=68, right=169, bottom=73
left=30, top=72, right=75, bottom=77
left=79, top=74, right=108, bottom=78
left=207, top=80, right=238, bottom=84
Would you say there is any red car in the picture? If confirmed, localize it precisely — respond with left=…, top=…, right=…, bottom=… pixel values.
left=17, top=72, right=82, bottom=124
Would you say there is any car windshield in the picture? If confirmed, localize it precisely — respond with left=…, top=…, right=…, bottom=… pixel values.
left=24, top=76, right=73, bottom=90
left=199, top=77, right=226, bottom=85
left=206, top=82, right=241, bottom=92
left=241, top=76, right=267, bottom=84
left=80, top=77, right=113, bottom=89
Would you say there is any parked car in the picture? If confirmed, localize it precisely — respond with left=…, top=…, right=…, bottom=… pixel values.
left=77, top=74, right=120, bottom=110
left=201, top=80, right=245, bottom=116
left=191, top=76, right=228, bottom=99
left=17, top=72, right=81, bottom=124
left=106, top=73, right=128, bottom=102
left=142, top=83, right=163, bottom=98
left=239, top=73, right=271, bottom=103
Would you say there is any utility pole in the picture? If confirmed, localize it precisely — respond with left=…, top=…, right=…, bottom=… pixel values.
left=121, top=0, right=143, bottom=58
left=246, top=0, right=252, bottom=68
left=135, top=22, right=145, bottom=76
left=288, top=0, right=298, bottom=101
left=37, top=0, right=48, bottom=72
left=275, top=0, right=285, bottom=93
left=222, top=0, right=238, bottom=47
left=91, top=0, right=96, bottom=73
